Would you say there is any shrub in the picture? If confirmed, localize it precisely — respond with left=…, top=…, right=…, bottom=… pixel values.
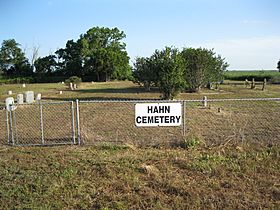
left=65, top=76, right=82, bottom=86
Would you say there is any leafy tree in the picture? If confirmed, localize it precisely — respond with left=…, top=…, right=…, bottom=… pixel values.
left=133, top=56, right=158, bottom=91
left=79, top=27, right=131, bottom=81
left=34, top=55, right=57, bottom=76
left=181, top=48, right=228, bottom=92
left=153, top=47, right=185, bottom=99
left=0, top=39, right=32, bottom=77
left=55, top=40, right=83, bottom=77
left=277, top=60, right=280, bottom=72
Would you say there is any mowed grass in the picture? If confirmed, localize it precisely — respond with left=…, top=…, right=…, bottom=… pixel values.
left=1, top=80, right=280, bottom=104
left=1, top=81, right=280, bottom=208
left=0, top=143, right=279, bottom=209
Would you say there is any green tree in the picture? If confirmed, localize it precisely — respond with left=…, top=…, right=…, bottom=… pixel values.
left=181, top=48, right=228, bottom=92
left=133, top=56, right=158, bottom=91
left=55, top=40, right=83, bottom=77
left=79, top=27, right=131, bottom=81
left=34, top=55, right=57, bottom=76
left=277, top=59, right=280, bottom=72
left=0, top=39, right=32, bottom=77
left=153, top=47, right=185, bottom=99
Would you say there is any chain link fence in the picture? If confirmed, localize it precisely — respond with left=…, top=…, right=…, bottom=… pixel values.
left=185, top=98, right=280, bottom=146
left=0, top=106, right=8, bottom=145
left=0, top=98, right=279, bottom=147
left=79, top=100, right=184, bottom=147
left=5, top=101, right=76, bottom=146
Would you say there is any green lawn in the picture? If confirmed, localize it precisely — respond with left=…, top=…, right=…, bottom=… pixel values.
left=1, top=80, right=280, bottom=105
left=0, top=143, right=279, bottom=209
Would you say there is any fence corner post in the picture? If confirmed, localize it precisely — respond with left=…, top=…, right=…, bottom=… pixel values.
left=76, top=99, right=81, bottom=145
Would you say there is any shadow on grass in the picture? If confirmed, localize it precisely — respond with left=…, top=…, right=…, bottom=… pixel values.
left=43, top=96, right=161, bottom=101
left=76, top=86, right=159, bottom=94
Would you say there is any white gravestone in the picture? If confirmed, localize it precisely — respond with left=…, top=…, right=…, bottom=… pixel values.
left=17, top=94, right=24, bottom=104
left=25, top=91, right=34, bottom=103
left=8, top=91, right=12, bottom=95
left=59, top=91, right=63, bottom=94
left=69, top=82, right=73, bottom=90
left=5, top=97, right=15, bottom=111
left=61, top=81, right=64, bottom=84
left=36, top=93, right=42, bottom=101
left=22, top=84, right=26, bottom=88
left=73, top=84, right=77, bottom=90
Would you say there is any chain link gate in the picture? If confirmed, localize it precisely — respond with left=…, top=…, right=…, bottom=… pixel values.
left=6, top=101, right=77, bottom=146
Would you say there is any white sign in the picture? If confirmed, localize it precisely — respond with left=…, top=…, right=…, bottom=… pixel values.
left=135, top=103, right=182, bottom=127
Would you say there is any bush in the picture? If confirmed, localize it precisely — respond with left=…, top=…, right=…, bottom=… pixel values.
left=65, top=76, right=82, bottom=86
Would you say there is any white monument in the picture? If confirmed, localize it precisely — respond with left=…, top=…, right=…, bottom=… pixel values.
left=36, top=93, right=42, bottom=101
left=22, top=83, right=26, bottom=88
left=8, top=91, right=12, bottom=95
left=5, top=97, right=15, bottom=111
left=17, top=94, right=24, bottom=104
left=25, top=91, right=34, bottom=103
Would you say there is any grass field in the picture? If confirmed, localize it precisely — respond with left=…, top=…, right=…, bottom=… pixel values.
left=224, top=70, right=280, bottom=81
left=0, top=80, right=280, bottom=208
left=0, top=143, right=279, bottom=209
left=1, top=79, right=280, bottom=104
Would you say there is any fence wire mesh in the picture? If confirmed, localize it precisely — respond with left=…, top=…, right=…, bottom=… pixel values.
left=185, top=99, right=280, bottom=146
left=0, top=98, right=279, bottom=147
left=79, top=101, right=184, bottom=147
left=6, top=102, right=75, bottom=146
left=0, top=107, right=7, bottom=145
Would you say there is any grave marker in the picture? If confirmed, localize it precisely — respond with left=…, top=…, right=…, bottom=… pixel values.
left=25, top=91, right=34, bottom=103
left=5, top=97, right=15, bottom=111
left=17, top=94, right=24, bottom=104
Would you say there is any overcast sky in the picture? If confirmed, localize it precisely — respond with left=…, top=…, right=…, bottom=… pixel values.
left=1, top=0, right=279, bottom=70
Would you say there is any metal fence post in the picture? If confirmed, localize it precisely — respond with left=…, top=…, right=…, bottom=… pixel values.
left=76, top=99, right=81, bottom=145
left=70, top=101, right=76, bottom=144
left=39, top=102, right=44, bottom=145
left=9, top=106, right=14, bottom=146
left=6, top=110, right=10, bottom=144
left=183, top=101, right=186, bottom=136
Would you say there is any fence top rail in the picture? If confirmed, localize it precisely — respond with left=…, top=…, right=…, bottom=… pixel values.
left=79, top=98, right=280, bottom=103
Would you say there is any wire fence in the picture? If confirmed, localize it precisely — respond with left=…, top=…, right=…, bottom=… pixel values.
left=0, top=98, right=279, bottom=147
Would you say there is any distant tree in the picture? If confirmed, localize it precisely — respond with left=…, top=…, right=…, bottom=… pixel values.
left=30, top=44, right=40, bottom=72
left=181, top=48, right=228, bottom=92
left=133, top=56, right=158, bottom=91
left=79, top=27, right=131, bottom=81
left=277, top=59, right=280, bottom=72
left=55, top=40, right=83, bottom=77
left=0, top=39, right=32, bottom=77
left=153, top=47, right=185, bottom=99
left=34, top=55, right=57, bottom=76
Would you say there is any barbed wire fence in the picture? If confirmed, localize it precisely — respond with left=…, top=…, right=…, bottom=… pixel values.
left=0, top=98, right=279, bottom=147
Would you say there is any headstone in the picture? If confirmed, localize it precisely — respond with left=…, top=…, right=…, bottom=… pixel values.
left=25, top=91, right=34, bottom=103
left=73, top=84, right=77, bottom=90
left=61, top=81, right=64, bottom=84
left=91, top=81, right=94, bottom=84
left=245, top=79, right=249, bottom=88
left=36, top=93, right=42, bottom=101
left=59, top=91, right=63, bottom=94
left=262, top=78, right=267, bottom=91
left=5, top=97, right=15, bottom=111
left=22, top=83, right=26, bottom=88
left=251, top=78, right=255, bottom=89
left=69, top=82, right=73, bottom=90
left=203, top=96, right=207, bottom=108
left=17, top=94, right=24, bottom=104
left=8, top=91, right=12, bottom=95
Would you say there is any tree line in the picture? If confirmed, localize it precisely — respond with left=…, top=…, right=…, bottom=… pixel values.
left=0, top=27, right=132, bottom=83
left=0, top=26, right=230, bottom=99
left=133, top=47, right=228, bottom=99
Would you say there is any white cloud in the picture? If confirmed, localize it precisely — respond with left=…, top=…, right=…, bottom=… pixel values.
left=194, top=36, right=280, bottom=70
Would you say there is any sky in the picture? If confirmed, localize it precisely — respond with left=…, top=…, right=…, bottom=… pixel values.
left=0, top=0, right=279, bottom=70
